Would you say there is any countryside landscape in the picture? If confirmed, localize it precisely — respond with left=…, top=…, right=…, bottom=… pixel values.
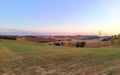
left=1, top=0, right=120, bottom=75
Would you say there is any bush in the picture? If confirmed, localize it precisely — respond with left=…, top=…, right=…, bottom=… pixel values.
left=76, top=41, right=86, bottom=47
left=54, top=42, right=61, bottom=46
left=0, top=36, right=17, bottom=40
left=118, top=34, right=120, bottom=44
left=111, top=36, right=115, bottom=46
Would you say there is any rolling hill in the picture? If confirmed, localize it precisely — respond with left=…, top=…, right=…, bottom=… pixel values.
left=0, top=29, right=47, bottom=35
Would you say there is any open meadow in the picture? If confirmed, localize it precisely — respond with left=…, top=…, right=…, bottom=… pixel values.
left=0, top=40, right=120, bottom=75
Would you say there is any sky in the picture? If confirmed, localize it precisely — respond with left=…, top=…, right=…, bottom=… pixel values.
left=0, top=0, right=120, bottom=35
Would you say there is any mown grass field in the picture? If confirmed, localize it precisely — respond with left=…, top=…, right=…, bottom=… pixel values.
left=0, top=40, right=120, bottom=75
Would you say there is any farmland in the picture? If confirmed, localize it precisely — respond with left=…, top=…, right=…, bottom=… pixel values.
left=0, top=40, right=120, bottom=75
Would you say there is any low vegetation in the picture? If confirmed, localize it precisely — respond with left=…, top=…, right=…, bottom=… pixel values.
left=0, top=36, right=17, bottom=40
left=0, top=40, right=120, bottom=75
left=53, top=41, right=86, bottom=47
left=76, top=41, right=86, bottom=47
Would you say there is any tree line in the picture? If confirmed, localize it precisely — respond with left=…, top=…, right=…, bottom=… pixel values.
left=0, top=36, right=17, bottom=40
left=50, top=41, right=86, bottom=48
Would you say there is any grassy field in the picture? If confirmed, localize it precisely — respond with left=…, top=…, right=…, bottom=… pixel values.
left=0, top=40, right=120, bottom=75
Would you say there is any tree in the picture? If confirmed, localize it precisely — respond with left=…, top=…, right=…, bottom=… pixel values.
left=61, top=41, right=64, bottom=46
left=118, top=34, right=120, bottom=44
left=111, top=36, right=115, bottom=46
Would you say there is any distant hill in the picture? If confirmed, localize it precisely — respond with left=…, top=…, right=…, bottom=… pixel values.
left=67, top=35, right=99, bottom=40
left=82, top=36, right=99, bottom=40
left=0, top=29, right=46, bottom=36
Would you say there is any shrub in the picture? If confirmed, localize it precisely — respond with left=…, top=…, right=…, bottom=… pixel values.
left=118, top=34, right=120, bottom=44
left=54, top=42, right=61, bottom=46
left=0, top=36, right=17, bottom=40
left=111, top=36, right=115, bottom=46
left=76, top=41, right=86, bottom=47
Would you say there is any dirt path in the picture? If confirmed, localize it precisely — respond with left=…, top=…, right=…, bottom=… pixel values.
left=0, top=46, right=8, bottom=63
left=3, top=46, right=23, bottom=61
left=0, top=45, right=23, bottom=63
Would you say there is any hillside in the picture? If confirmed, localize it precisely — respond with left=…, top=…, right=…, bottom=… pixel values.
left=0, top=40, right=120, bottom=75
left=0, top=29, right=46, bottom=35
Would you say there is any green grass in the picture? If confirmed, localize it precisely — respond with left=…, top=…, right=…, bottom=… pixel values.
left=0, top=40, right=120, bottom=75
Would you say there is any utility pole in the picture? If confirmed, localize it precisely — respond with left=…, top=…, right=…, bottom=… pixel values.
left=98, top=30, right=101, bottom=47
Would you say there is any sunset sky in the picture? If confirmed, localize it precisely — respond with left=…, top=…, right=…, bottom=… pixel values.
left=0, top=0, right=120, bottom=35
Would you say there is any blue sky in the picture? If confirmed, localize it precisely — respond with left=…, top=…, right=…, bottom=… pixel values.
left=0, top=0, right=120, bottom=35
